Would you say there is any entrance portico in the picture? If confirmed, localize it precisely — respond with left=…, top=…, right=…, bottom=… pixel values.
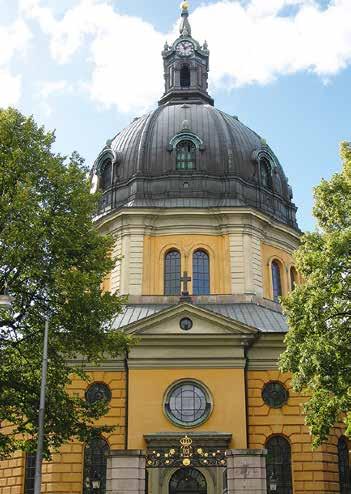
left=106, top=445, right=267, bottom=494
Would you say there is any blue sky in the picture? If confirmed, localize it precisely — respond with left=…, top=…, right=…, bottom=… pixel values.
left=1, top=0, right=351, bottom=232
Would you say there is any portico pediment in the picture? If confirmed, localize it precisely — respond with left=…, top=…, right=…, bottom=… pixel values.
left=124, top=303, right=258, bottom=369
left=125, top=302, right=258, bottom=338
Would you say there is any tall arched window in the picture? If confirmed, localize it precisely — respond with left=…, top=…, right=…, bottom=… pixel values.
left=24, top=453, right=36, bottom=494
left=100, top=159, right=112, bottom=190
left=83, top=437, right=110, bottom=494
left=193, top=250, right=210, bottom=295
left=290, top=267, right=297, bottom=291
left=260, top=157, right=272, bottom=190
left=338, top=437, right=350, bottom=494
left=271, top=260, right=282, bottom=303
left=266, top=436, right=293, bottom=494
left=164, top=250, right=181, bottom=295
left=180, top=64, right=191, bottom=88
left=176, top=140, right=196, bottom=170
left=169, top=468, right=207, bottom=494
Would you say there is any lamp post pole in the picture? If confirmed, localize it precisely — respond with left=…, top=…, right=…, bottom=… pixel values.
left=34, top=317, right=49, bottom=494
left=1, top=288, right=49, bottom=494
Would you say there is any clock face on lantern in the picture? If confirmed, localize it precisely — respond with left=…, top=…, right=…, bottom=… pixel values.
left=176, top=41, right=194, bottom=57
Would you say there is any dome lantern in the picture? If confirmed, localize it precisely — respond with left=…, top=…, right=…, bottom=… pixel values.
left=159, top=3, right=214, bottom=106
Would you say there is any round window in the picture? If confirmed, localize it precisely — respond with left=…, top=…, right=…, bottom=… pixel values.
left=164, top=380, right=212, bottom=427
left=85, top=383, right=112, bottom=404
left=180, top=317, right=193, bottom=331
left=262, top=381, right=288, bottom=408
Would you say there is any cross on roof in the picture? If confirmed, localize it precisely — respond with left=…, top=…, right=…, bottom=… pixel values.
left=180, top=271, right=191, bottom=297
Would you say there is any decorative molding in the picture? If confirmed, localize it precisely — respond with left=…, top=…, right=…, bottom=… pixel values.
left=168, top=130, right=205, bottom=152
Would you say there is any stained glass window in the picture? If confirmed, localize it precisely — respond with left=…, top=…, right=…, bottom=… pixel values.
left=85, top=383, right=112, bottom=404
left=24, top=453, right=36, bottom=494
left=176, top=141, right=196, bottom=170
left=272, top=261, right=282, bottom=303
left=83, top=437, right=110, bottom=494
left=262, top=381, right=289, bottom=408
left=165, top=381, right=211, bottom=427
left=338, top=437, right=350, bottom=494
left=164, top=250, right=181, bottom=295
left=193, top=250, right=210, bottom=295
left=266, top=436, right=293, bottom=494
left=180, top=65, right=191, bottom=88
left=169, top=468, right=207, bottom=494
left=260, top=158, right=272, bottom=190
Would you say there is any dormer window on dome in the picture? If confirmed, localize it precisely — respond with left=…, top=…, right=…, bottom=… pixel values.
left=260, top=157, right=272, bottom=190
left=100, top=158, right=112, bottom=190
left=176, top=140, right=195, bottom=170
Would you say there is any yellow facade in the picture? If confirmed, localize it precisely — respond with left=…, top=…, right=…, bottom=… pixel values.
left=248, top=370, right=346, bottom=493
left=127, top=368, right=246, bottom=450
left=0, top=370, right=126, bottom=494
left=142, top=234, right=231, bottom=295
left=261, top=242, right=299, bottom=299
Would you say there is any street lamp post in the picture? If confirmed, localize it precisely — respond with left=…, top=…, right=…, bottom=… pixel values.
left=34, top=317, right=49, bottom=494
left=0, top=288, right=49, bottom=494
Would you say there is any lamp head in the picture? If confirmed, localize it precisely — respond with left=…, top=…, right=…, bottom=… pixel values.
left=0, top=292, right=12, bottom=310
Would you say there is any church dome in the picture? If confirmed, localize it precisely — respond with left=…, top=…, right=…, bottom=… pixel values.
left=92, top=4, right=298, bottom=230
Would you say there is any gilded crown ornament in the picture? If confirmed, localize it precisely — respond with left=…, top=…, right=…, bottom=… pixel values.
left=181, top=0, right=190, bottom=11
left=180, top=435, right=192, bottom=448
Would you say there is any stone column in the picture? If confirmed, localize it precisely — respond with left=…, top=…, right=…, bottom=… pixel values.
left=107, top=450, right=146, bottom=494
left=226, top=449, right=267, bottom=494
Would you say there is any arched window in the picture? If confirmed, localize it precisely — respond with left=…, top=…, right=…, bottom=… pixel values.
left=338, top=437, right=350, bottom=494
left=271, top=261, right=282, bottom=303
left=266, top=436, right=293, bottom=494
left=169, top=468, right=207, bottom=494
left=164, top=250, right=181, bottom=295
left=193, top=250, right=210, bottom=295
left=180, top=64, right=191, bottom=88
left=100, top=159, right=112, bottom=190
left=24, top=453, right=36, bottom=494
left=176, top=140, right=196, bottom=170
left=83, top=437, right=110, bottom=494
left=260, top=157, right=272, bottom=190
left=290, top=267, right=297, bottom=291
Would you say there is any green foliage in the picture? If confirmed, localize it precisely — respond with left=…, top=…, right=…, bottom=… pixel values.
left=280, top=142, right=351, bottom=447
left=0, top=108, right=132, bottom=457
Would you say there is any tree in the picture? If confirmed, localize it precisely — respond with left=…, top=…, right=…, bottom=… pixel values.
left=0, top=108, right=132, bottom=457
left=280, top=142, right=351, bottom=447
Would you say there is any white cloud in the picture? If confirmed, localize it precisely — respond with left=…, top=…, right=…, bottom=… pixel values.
left=0, top=18, right=31, bottom=107
left=20, top=0, right=351, bottom=112
left=0, top=69, right=22, bottom=107
left=37, top=80, right=73, bottom=115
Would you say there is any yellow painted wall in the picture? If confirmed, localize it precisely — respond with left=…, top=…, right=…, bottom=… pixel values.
left=261, top=242, right=299, bottom=300
left=248, top=370, right=344, bottom=494
left=0, top=450, right=24, bottom=494
left=127, top=368, right=246, bottom=450
left=142, top=234, right=231, bottom=295
left=0, top=370, right=125, bottom=494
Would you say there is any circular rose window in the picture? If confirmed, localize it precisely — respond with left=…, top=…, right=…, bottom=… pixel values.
left=164, top=380, right=212, bottom=427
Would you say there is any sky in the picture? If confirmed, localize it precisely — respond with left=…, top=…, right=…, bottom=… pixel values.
left=1, top=0, right=351, bottom=232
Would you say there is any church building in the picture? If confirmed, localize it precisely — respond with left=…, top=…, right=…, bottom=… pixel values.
left=1, top=2, right=350, bottom=494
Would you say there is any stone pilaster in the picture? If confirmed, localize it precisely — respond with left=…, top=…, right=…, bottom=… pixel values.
left=226, top=449, right=267, bottom=494
left=107, top=450, right=146, bottom=494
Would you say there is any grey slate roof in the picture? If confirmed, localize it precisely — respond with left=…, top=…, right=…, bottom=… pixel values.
left=112, top=303, right=288, bottom=333
left=93, top=103, right=298, bottom=230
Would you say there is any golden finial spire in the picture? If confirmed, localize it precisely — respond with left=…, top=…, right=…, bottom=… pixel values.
left=180, top=0, right=191, bottom=36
